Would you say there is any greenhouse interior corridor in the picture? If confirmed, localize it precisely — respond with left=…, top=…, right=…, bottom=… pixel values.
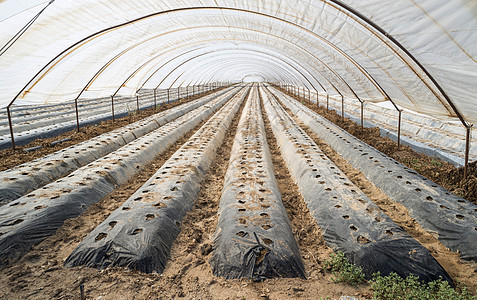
left=0, top=1, right=476, bottom=299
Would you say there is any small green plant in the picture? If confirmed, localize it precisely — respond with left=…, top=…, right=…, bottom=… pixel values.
left=371, top=272, right=476, bottom=300
left=322, top=251, right=365, bottom=286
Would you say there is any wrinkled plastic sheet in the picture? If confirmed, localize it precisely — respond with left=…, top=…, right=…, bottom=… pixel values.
left=261, top=87, right=452, bottom=284
left=0, top=88, right=239, bottom=269
left=210, top=87, right=305, bottom=280
left=271, top=86, right=477, bottom=264
left=64, top=87, right=248, bottom=273
left=0, top=87, right=237, bottom=206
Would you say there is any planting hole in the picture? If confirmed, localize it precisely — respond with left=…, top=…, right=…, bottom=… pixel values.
left=171, top=186, right=178, bottom=191
left=335, top=205, right=342, bottom=209
left=146, top=214, right=155, bottom=221
left=109, top=221, right=117, bottom=229
left=262, top=238, right=273, bottom=245
left=385, top=230, right=393, bottom=236
left=456, top=215, right=465, bottom=220
left=426, top=196, right=434, bottom=201
left=239, top=218, right=246, bottom=224
left=134, top=197, right=143, bottom=201
left=375, top=217, right=382, bottom=222
left=260, top=213, right=269, bottom=218
left=325, top=188, right=332, bottom=192
left=262, top=225, right=272, bottom=230
left=34, top=205, right=45, bottom=210
left=415, top=188, right=421, bottom=192
left=122, top=207, right=130, bottom=211
left=440, top=205, right=449, bottom=210
left=236, top=231, right=247, bottom=237
left=342, top=215, right=350, bottom=220
left=238, top=208, right=246, bottom=212
left=350, top=225, right=358, bottom=231
left=131, top=228, right=143, bottom=235
left=238, top=200, right=246, bottom=204
left=153, top=202, right=166, bottom=208
left=406, top=181, right=411, bottom=185
left=357, top=236, right=371, bottom=244
left=10, top=219, right=24, bottom=226
left=95, top=233, right=107, bottom=242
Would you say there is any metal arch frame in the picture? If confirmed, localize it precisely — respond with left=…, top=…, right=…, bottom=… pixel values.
left=8, top=6, right=397, bottom=108
left=154, top=52, right=311, bottom=91
left=148, top=49, right=324, bottom=91
left=4, top=5, right=470, bottom=176
left=172, top=59, right=300, bottom=88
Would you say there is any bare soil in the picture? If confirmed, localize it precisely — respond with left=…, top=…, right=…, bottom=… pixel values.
left=0, top=90, right=222, bottom=172
left=0, top=101, right=219, bottom=300
left=285, top=90, right=477, bottom=204
left=1, top=88, right=475, bottom=299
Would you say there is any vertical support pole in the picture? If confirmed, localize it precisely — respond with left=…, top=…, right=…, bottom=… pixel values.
left=111, top=95, right=115, bottom=121
left=75, top=99, right=80, bottom=132
left=397, top=109, right=402, bottom=150
left=186, top=85, right=189, bottom=99
left=167, top=88, right=170, bottom=104
left=177, top=87, right=180, bottom=101
left=136, top=94, right=139, bottom=113
left=153, top=89, right=157, bottom=109
left=326, top=94, right=329, bottom=111
left=7, top=106, right=15, bottom=150
left=316, top=91, right=319, bottom=107
left=360, top=101, right=364, bottom=130
left=308, top=88, right=311, bottom=104
left=341, top=95, right=344, bottom=123
left=464, top=125, right=472, bottom=180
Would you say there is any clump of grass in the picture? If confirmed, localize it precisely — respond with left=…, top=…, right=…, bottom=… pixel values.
left=371, top=272, right=476, bottom=300
left=322, top=251, right=365, bottom=286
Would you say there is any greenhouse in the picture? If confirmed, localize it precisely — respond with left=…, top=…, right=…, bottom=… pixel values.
left=0, top=1, right=476, bottom=298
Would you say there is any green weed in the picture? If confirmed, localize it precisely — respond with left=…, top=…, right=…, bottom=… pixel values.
left=371, top=272, right=476, bottom=300
left=322, top=251, right=365, bottom=286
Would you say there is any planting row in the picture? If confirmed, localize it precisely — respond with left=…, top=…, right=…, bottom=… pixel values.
left=0, top=87, right=238, bottom=206
left=269, top=86, right=477, bottom=263
left=0, top=86, right=247, bottom=268
left=0, top=86, right=217, bottom=150
left=261, top=87, right=451, bottom=283
left=65, top=86, right=249, bottom=273
left=210, top=87, right=305, bottom=280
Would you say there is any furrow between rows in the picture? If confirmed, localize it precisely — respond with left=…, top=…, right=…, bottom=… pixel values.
left=0, top=87, right=242, bottom=269
left=0, top=87, right=238, bottom=205
left=261, top=86, right=452, bottom=283
left=210, top=86, right=305, bottom=280
left=269, top=86, right=477, bottom=263
left=63, top=86, right=249, bottom=273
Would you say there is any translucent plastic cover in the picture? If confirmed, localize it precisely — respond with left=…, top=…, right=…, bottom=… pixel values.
left=0, top=0, right=475, bottom=124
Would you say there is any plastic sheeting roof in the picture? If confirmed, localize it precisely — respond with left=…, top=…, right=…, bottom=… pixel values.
left=0, top=0, right=476, bottom=125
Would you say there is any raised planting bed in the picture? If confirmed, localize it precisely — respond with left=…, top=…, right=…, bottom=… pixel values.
left=0, top=87, right=242, bottom=268
left=210, top=87, right=305, bottom=280
left=64, top=87, right=249, bottom=273
left=270, top=86, right=477, bottom=264
left=0, top=87, right=238, bottom=205
left=261, top=86, right=452, bottom=283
